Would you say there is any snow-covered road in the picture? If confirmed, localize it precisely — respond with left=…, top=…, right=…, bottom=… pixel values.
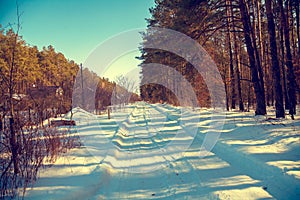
left=25, top=103, right=300, bottom=199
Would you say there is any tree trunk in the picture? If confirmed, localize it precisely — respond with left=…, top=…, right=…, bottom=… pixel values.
left=224, top=69, right=230, bottom=111
left=239, top=0, right=266, bottom=115
left=247, top=76, right=252, bottom=111
left=251, top=0, right=265, bottom=95
left=8, top=31, right=19, bottom=175
left=225, top=0, right=236, bottom=109
left=265, top=0, right=285, bottom=118
left=279, top=0, right=297, bottom=119
left=295, top=0, right=300, bottom=58
left=257, top=0, right=268, bottom=106
left=221, top=54, right=230, bottom=111
left=230, top=0, right=244, bottom=111
left=236, top=53, right=244, bottom=111
left=279, top=25, right=290, bottom=109
left=289, top=1, right=297, bottom=58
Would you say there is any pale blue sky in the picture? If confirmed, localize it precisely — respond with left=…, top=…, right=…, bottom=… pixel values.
left=0, top=0, right=154, bottom=80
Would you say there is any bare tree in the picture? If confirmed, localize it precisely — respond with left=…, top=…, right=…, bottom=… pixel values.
left=6, top=0, right=22, bottom=176
left=112, top=75, right=138, bottom=107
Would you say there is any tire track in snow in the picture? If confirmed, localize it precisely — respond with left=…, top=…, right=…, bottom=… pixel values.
left=96, top=103, right=169, bottom=199
left=148, top=104, right=205, bottom=198
left=99, top=103, right=181, bottom=198
left=99, top=106, right=140, bottom=199
left=121, top=103, right=171, bottom=198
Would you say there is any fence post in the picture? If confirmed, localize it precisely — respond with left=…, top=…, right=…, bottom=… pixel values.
left=108, top=107, right=111, bottom=119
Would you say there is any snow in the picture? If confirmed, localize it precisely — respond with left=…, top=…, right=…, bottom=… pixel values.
left=24, top=103, right=300, bottom=199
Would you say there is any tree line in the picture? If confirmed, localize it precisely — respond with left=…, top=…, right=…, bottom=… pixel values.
left=139, top=0, right=299, bottom=118
left=0, top=27, right=132, bottom=117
